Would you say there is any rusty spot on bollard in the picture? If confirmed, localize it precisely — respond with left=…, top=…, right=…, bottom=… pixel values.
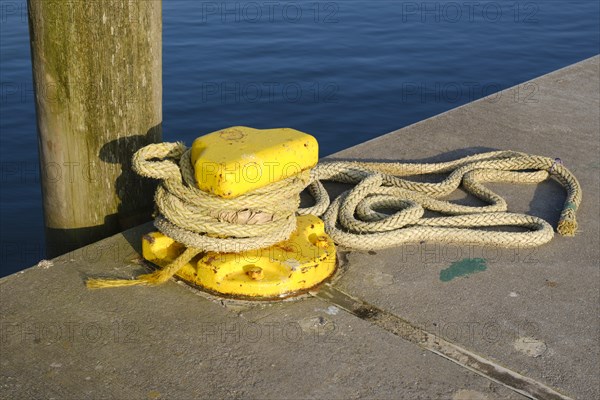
left=246, top=266, right=264, bottom=281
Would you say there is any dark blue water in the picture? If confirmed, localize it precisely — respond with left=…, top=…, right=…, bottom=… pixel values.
left=1, top=0, right=598, bottom=276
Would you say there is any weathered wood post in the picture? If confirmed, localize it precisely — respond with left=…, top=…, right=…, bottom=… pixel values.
left=27, top=1, right=162, bottom=257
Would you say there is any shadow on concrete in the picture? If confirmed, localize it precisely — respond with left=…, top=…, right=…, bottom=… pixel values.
left=528, top=179, right=566, bottom=228
left=324, top=146, right=497, bottom=164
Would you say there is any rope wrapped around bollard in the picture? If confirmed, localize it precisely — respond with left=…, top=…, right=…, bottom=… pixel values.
left=86, top=144, right=581, bottom=289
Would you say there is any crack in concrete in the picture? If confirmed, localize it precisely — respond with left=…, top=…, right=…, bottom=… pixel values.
left=311, top=284, right=572, bottom=400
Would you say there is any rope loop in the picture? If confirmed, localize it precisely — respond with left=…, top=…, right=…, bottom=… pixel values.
left=299, top=150, right=582, bottom=250
left=132, top=142, right=187, bottom=181
left=86, top=146, right=582, bottom=289
left=133, top=142, right=310, bottom=254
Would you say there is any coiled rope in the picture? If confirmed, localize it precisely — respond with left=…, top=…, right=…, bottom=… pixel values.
left=86, top=144, right=581, bottom=289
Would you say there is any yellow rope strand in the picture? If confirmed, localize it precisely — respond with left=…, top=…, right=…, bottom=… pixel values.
left=86, top=247, right=201, bottom=289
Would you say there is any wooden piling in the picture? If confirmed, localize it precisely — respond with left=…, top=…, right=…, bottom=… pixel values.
left=27, top=0, right=162, bottom=257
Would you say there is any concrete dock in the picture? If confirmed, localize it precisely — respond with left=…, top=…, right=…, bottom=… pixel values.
left=1, top=56, right=598, bottom=399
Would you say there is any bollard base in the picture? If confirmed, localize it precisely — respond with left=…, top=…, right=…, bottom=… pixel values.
left=142, top=215, right=336, bottom=299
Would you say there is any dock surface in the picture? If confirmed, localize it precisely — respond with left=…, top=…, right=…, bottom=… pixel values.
left=1, top=56, right=598, bottom=400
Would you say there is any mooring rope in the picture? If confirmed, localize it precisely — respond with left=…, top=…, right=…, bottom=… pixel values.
left=136, top=142, right=311, bottom=253
left=86, top=144, right=581, bottom=289
left=302, top=151, right=580, bottom=250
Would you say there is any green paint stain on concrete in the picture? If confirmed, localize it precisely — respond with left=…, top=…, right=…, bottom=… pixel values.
left=440, top=258, right=487, bottom=282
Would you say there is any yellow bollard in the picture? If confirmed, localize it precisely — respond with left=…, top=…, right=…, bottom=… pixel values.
left=191, top=126, right=319, bottom=198
left=143, top=214, right=336, bottom=298
left=141, top=127, right=336, bottom=298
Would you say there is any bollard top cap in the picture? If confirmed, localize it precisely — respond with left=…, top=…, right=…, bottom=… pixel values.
left=191, top=126, right=318, bottom=198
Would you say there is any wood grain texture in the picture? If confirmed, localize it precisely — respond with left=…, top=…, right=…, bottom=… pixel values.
left=27, top=0, right=162, bottom=255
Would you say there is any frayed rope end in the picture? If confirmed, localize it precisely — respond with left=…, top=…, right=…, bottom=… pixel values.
left=85, top=247, right=202, bottom=289
left=557, top=219, right=577, bottom=237
left=85, top=271, right=172, bottom=289
left=557, top=205, right=578, bottom=237
left=86, top=278, right=150, bottom=289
